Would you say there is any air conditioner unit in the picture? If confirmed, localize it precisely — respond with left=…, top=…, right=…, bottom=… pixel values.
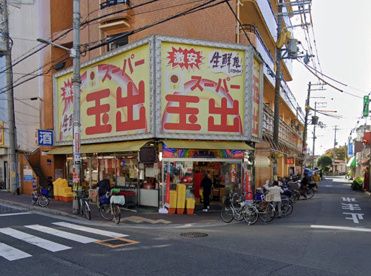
left=0, top=40, right=7, bottom=55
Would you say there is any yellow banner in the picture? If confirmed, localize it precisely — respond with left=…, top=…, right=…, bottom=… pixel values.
left=160, top=42, right=245, bottom=136
left=55, top=43, right=151, bottom=143
left=0, top=121, right=4, bottom=146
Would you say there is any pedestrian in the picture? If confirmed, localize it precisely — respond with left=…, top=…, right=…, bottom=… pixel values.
left=201, top=172, right=212, bottom=212
left=264, top=180, right=283, bottom=217
left=300, top=173, right=309, bottom=199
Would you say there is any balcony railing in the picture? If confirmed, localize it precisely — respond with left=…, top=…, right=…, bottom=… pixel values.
left=263, top=105, right=303, bottom=152
left=241, top=24, right=304, bottom=124
left=98, top=0, right=131, bottom=24
left=256, top=0, right=277, bottom=41
left=100, top=0, right=130, bottom=10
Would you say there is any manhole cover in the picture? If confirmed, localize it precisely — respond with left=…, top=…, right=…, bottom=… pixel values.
left=180, top=232, right=208, bottom=238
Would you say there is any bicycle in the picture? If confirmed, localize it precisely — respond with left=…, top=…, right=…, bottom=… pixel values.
left=220, top=192, right=258, bottom=225
left=98, top=189, right=136, bottom=224
left=76, top=190, right=91, bottom=220
left=32, top=187, right=50, bottom=207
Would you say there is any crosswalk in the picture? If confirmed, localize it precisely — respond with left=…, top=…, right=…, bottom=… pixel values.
left=0, top=221, right=131, bottom=261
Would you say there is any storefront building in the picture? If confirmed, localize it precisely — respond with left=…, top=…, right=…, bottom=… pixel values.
left=48, top=36, right=263, bottom=210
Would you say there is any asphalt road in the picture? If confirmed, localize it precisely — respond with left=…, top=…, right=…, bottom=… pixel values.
left=1, top=176, right=371, bottom=275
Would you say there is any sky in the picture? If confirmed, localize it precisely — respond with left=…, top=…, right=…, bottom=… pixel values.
left=289, top=0, right=371, bottom=156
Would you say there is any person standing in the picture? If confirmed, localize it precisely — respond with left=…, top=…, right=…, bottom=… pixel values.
left=201, top=172, right=212, bottom=212
left=264, top=181, right=284, bottom=217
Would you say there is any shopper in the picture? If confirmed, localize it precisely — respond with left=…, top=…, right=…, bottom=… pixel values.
left=201, top=172, right=212, bottom=212
left=264, top=181, right=283, bottom=217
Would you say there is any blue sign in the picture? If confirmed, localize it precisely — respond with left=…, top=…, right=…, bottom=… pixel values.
left=37, top=130, right=54, bottom=146
left=348, top=142, right=354, bottom=157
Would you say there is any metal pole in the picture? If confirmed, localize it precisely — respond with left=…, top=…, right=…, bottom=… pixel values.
left=302, top=82, right=311, bottom=155
left=312, top=102, right=317, bottom=168
left=72, top=0, right=81, bottom=214
left=272, top=0, right=283, bottom=179
left=1, top=0, right=18, bottom=193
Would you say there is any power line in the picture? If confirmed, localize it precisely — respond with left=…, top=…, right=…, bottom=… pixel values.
left=87, top=0, right=227, bottom=51
left=0, top=0, right=159, bottom=75
left=298, top=60, right=363, bottom=99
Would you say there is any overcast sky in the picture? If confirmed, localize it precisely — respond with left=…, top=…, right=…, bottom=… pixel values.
left=289, top=0, right=371, bottom=155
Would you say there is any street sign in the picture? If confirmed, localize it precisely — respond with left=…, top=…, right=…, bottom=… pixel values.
left=37, top=130, right=54, bottom=146
left=363, top=95, right=369, bottom=117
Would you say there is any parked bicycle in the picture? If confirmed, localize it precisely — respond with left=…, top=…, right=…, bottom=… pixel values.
left=97, top=188, right=136, bottom=224
left=220, top=192, right=258, bottom=225
left=76, top=189, right=91, bottom=220
left=32, top=187, right=50, bottom=207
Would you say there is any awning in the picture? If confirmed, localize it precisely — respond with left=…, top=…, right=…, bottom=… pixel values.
left=346, top=156, right=357, bottom=168
left=47, top=140, right=150, bottom=155
left=162, top=140, right=254, bottom=151
left=47, top=146, right=72, bottom=155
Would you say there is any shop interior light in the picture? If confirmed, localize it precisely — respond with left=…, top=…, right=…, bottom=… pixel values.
left=158, top=152, right=163, bottom=162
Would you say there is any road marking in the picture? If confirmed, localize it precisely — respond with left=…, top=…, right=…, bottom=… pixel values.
left=0, top=212, right=31, bottom=217
left=120, top=216, right=171, bottom=224
left=0, top=242, right=31, bottom=261
left=53, top=222, right=128, bottom=238
left=25, top=224, right=97, bottom=244
left=324, top=185, right=333, bottom=188
left=0, top=228, right=71, bottom=252
left=311, top=225, right=371, bottom=232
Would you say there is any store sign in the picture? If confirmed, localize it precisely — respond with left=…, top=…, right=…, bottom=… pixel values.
left=157, top=39, right=252, bottom=140
left=54, top=40, right=152, bottom=144
left=251, top=57, right=263, bottom=140
left=37, top=129, right=54, bottom=146
left=0, top=121, right=4, bottom=146
left=286, top=157, right=295, bottom=165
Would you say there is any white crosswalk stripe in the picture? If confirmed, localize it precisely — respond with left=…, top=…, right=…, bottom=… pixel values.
left=53, top=222, right=128, bottom=238
left=0, top=222, right=130, bottom=261
left=0, top=242, right=31, bottom=261
left=25, top=225, right=98, bottom=244
left=0, top=227, right=71, bottom=252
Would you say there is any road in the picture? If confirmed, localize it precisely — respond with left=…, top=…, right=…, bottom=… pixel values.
left=1, top=176, right=371, bottom=275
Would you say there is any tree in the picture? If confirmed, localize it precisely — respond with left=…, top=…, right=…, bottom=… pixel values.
left=317, top=155, right=332, bottom=172
left=324, top=145, right=346, bottom=160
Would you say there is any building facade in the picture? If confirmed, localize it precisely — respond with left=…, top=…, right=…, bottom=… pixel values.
left=0, top=2, right=42, bottom=192
left=20, top=1, right=304, bottom=205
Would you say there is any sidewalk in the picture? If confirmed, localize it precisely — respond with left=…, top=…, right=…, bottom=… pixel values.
left=0, top=191, right=223, bottom=227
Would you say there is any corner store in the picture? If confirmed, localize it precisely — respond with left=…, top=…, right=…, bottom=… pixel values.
left=47, top=36, right=263, bottom=210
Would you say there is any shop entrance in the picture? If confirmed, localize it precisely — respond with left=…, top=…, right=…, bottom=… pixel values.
left=163, top=159, right=242, bottom=208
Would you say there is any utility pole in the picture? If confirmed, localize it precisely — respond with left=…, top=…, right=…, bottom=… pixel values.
left=312, top=102, right=317, bottom=168
left=302, top=82, right=311, bottom=155
left=72, top=0, right=81, bottom=214
left=272, top=0, right=283, bottom=180
left=1, top=0, right=18, bottom=193
left=333, top=125, right=339, bottom=175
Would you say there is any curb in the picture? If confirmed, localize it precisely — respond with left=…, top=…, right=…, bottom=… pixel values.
left=0, top=198, right=226, bottom=229
left=0, top=198, right=82, bottom=220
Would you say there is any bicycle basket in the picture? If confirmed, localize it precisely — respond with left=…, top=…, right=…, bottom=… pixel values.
left=110, top=195, right=125, bottom=206
left=40, top=188, right=49, bottom=197
left=99, top=195, right=110, bottom=205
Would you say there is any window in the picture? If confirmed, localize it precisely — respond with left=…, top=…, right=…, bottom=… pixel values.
left=107, top=33, right=129, bottom=51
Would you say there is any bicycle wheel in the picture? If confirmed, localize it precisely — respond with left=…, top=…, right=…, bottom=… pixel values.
left=220, top=206, right=234, bottom=223
left=243, top=205, right=259, bottom=225
left=281, top=202, right=293, bottom=217
left=83, top=201, right=91, bottom=220
left=99, top=204, right=113, bottom=220
left=112, top=204, right=121, bottom=224
left=306, top=188, right=315, bottom=199
left=259, top=203, right=275, bottom=223
left=37, top=195, right=49, bottom=207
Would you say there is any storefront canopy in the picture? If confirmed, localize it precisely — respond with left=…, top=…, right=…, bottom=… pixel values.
left=162, top=140, right=254, bottom=151
left=346, top=156, right=357, bottom=168
left=47, top=140, right=150, bottom=155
